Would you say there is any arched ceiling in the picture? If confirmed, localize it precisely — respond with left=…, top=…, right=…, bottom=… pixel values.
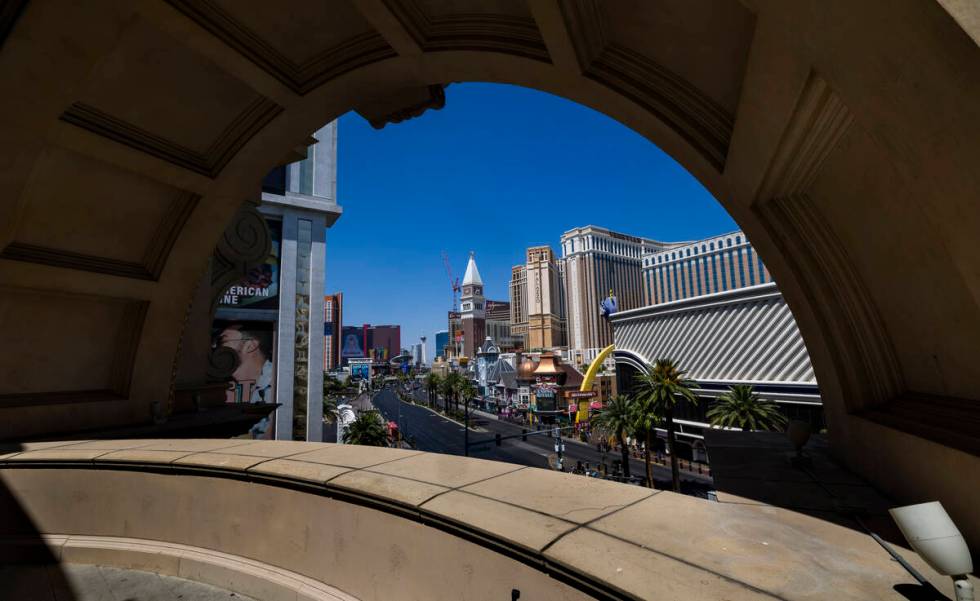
left=0, top=0, right=978, bottom=550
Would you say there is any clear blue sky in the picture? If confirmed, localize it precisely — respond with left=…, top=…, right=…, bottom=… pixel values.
left=330, top=82, right=737, bottom=356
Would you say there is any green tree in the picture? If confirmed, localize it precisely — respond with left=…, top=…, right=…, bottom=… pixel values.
left=343, top=410, right=388, bottom=446
left=322, top=394, right=338, bottom=424
left=439, top=373, right=457, bottom=413
left=322, top=376, right=346, bottom=424
left=458, top=379, right=477, bottom=415
left=707, top=384, right=787, bottom=432
left=634, top=358, right=698, bottom=492
left=424, top=373, right=441, bottom=407
left=591, top=394, right=634, bottom=478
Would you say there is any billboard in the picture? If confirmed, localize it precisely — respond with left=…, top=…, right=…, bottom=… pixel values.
left=341, top=325, right=366, bottom=363
left=212, top=319, right=276, bottom=439
left=219, top=219, right=282, bottom=310
left=349, top=358, right=371, bottom=380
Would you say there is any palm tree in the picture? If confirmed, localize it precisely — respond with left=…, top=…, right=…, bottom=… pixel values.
left=627, top=393, right=659, bottom=487
left=634, top=358, right=698, bottom=492
left=423, top=373, right=440, bottom=407
left=322, top=394, right=338, bottom=424
left=343, top=410, right=388, bottom=446
left=707, top=384, right=787, bottom=432
left=591, top=394, right=634, bottom=478
left=439, top=373, right=457, bottom=413
left=454, top=375, right=475, bottom=415
left=458, top=379, right=477, bottom=412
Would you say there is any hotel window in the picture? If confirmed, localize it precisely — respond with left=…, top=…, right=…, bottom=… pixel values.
left=728, top=251, right=737, bottom=289
left=739, top=250, right=747, bottom=287
left=711, top=255, right=725, bottom=292
left=747, top=248, right=756, bottom=285
left=701, top=244, right=706, bottom=252
left=736, top=235, right=742, bottom=245
left=727, top=238, right=732, bottom=247
left=758, top=254, right=767, bottom=283
left=695, top=262, right=703, bottom=295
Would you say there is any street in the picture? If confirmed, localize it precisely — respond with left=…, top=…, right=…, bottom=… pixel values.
left=370, top=387, right=714, bottom=495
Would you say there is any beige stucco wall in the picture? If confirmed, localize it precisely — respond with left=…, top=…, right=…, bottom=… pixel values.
left=2, top=441, right=973, bottom=600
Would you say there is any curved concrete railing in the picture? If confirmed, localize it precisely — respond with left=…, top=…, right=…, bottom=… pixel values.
left=0, top=440, right=956, bottom=600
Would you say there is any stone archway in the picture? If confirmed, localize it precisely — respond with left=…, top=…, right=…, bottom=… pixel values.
left=0, top=0, right=978, bottom=548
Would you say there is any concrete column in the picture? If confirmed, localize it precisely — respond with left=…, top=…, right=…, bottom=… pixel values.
left=274, top=211, right=297, bottom=441
left=312, top=122, right=337, bottom=200
left=306, top=215, right=326, bottom=441
left=287, top=163, right=300, bottom=194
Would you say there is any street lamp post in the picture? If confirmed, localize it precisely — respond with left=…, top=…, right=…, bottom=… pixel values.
left=464, top=396, right=470, bottom=457
left=553, top=427, right=565, bottom=471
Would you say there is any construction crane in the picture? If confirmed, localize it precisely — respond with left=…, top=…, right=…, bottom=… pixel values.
left=441, top=250, right=461, bottom=312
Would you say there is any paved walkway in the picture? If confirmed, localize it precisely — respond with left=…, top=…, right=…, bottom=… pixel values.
left=2, top=563, right=257, bottom=601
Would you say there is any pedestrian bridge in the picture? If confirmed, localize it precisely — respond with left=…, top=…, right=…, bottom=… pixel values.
left=0, top=440, right=963, bottom=600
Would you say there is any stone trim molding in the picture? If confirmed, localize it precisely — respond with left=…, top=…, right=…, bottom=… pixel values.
left=3, top=534, right=358, bottom=601
left=0, top=440, right=945, bottom=600
left=0, top=300, right=147, bottom=410
left=587, top=45, right=733, bottom=171
left=554, top=0, right=732, bottom=171
left=556, top=0, right=607, bottom=70
left=164, top=0, right=397, bottom=95
left=60, top=99, right=282, bottom=179
left=0, top=191, right=198, bottom=281
left=753, top=73, right=903, bottom=410
left=376, top=0, right=548, bottom=61
left=0, top=0, right=28, bottom=51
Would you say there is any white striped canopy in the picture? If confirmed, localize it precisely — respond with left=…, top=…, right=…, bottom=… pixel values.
left=610, top=283, right=815, bottom=385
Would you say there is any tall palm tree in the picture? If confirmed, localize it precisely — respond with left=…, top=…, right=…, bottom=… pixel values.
left=343, top=410, right=388, bottom=446
left=627, top=393, right=659, bottom=487
left=454, top=375, right=475, bottom=414
left=423, top=373, right=441, bottom=407
left=707, top=384, right=787, bottom=432
left=458, top=379, right=477, bottom=413
left=439, top=373, right=457, bottom=413
left=634, top=358, right=698, bottom=492
left=591, top=394, right=633, bottom=478
left=322, top=394, right=338, bottom=424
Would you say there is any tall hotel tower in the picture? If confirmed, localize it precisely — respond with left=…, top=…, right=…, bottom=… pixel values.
left=560, top=226, right=672, bottom=365
left=460, top=252, right=486, bottom=358
left=525, top=246, right=567, bottom=349
left=641, top=230, right=771, bottom=305
left=508, top=265, right=528, bottom=349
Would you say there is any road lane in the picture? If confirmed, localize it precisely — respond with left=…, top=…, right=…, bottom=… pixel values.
left=371, top=387, right=713, bottom=494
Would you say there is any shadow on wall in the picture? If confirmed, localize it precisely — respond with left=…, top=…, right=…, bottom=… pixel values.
left=0, top=443, right=79, bottom=601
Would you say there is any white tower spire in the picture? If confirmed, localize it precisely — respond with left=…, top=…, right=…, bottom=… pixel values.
left=462, top=251, right=483, bottom=286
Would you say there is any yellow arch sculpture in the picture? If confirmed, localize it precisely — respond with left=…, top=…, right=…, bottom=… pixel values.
left=581, top=344, right=616, bottom=392
left=575, top=345, right=615, bottom=424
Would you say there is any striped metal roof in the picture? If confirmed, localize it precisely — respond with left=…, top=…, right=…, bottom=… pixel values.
left=609, top=283, right=816, bottom=385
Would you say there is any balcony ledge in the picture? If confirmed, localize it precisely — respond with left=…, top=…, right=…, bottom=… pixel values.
left=0, top=440, right=966, bottom=600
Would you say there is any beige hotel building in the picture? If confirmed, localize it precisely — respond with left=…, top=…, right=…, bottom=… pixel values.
left=642, top=230, right=771, bottom=305
left=559, top=226, right=676, bottom=366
